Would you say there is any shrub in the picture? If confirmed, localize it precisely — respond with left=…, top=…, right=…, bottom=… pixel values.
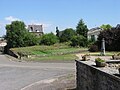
left=24, top=33, right=39, bottom=46
left=40, top=33, right=59, bottom=45
left=95, top=58, right=105, bottom=62
left=97, top=27, right=120, bottom=51
left=89, top=44, right=99, bottom=52
left=70, top=36, right=79, bottom=47
left=70, top=35, right=87, bottom=47
left=95, top=58, right=106, bottom=67
left=87, top=39, right=95, bottom=47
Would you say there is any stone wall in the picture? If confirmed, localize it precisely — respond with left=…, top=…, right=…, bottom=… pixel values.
left=0, top=46, right=4, bottom=53
left=8, top=50, right=18, bottom=58
left=76, top=60, right=120, bottom=90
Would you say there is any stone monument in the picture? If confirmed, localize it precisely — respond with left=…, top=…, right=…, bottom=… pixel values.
left=100, top=38, right=105, bottom=56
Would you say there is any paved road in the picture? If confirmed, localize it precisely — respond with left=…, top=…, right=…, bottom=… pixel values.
left=0, top=55, right=75, bottom=90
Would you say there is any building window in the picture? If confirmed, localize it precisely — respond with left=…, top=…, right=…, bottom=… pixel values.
left=91, top=35, right=95, bottom=42
left=30, top=27, right=33, bottom=31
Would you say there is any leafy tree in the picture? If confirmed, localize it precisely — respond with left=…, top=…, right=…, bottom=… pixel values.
left=59, top=28, right=76, bottom=42
left=76, top=19, right=88, bottom=38
left=70, top=35, right=87, bottom=47
left=5, top=21, right=38, bottom=49
left=24, top=33, right=39, bottom=46
left=100, top=24, right=112, bottom=30
left=6, top=21, right=26, bottom=48
left=40, top=33, right=59, bottom=45
left=70, top=36, right=79, bottom=46
left=89, top=44, right=99, bottom=52
left=97, top=27, right=120, bottom=51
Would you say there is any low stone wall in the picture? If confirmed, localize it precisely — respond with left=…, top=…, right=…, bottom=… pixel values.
left=0, top=46, right=4, bottom=52
left=76, top=60, right=120, bottom=90
left=8, top=50, right=18, bottom=58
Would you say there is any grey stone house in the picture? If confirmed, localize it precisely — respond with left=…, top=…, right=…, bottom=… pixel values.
left=28, top=25, right=43, bottom=36
left=87, top=27, right=103, bottom=41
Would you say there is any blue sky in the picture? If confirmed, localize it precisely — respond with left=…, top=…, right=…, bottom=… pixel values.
left=0, top=0, right=120, bottom=36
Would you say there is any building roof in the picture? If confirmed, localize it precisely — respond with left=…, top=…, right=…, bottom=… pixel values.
left=28, top=25, right=43, bottom=33
left=116, top=24, right=120, bottom=29
left=88, top=27, right=103, bottom=34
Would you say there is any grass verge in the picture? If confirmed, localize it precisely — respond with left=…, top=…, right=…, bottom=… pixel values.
left=10, top=44, right=87, bottom=61
left=26, top=54, right=78, bottom=62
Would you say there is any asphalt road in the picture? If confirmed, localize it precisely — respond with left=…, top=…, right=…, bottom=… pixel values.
left=0, top=55, right=75, bottom=90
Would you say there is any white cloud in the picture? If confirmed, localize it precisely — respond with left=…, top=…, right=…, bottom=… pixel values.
left=0, top=23, right=4, bottom=29
left=5, top=16, right=20, bottom=22
left=0, top=25, right=1, bottom=29
left=0, top=22, right=6, bottom=36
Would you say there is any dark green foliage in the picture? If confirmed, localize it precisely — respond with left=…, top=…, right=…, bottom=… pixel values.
left=56, top=27, right=60, bottom=37
left=76, top=19, right=88, bottom=38
left=40, top=33, right=59, bottom=45
left=70, top=35, right=87, bottom=47
left=6, top=21, right=26, bottom=48
left=70, top=36, right=79, bottom=46
left=87, top=39, right=95, bottom=47
left=97, top=27, right=120, bottom=51
left=24, top=33, right=39, bottom=46
left=5, top=21, right=38, bottom=49
left=59, top=28, right=76, bottom=42
left=89, top=44, right=99, bottom=52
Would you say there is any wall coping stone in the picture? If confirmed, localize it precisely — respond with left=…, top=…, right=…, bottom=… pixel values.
left=75, top=60, right=120, bottom=80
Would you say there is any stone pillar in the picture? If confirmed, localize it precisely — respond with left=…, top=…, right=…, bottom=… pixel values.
left=101, top=38, right=105, bottom=56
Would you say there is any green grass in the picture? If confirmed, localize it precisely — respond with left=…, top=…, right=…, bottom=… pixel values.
left=27, top=54, right=78, bottom=61
left=11, top=45, right=87, bottom=55
left=31, top=48, right=86, bottom=56
left=10, top=43, right=120, bottom=62
left=11, top=43, right=87, bottom=61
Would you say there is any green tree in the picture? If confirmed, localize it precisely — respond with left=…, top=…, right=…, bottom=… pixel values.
left=76, top=19, right=88, bottom=38
left=24, top=33, right=39, bottom=46
left=60, top=28, right=76, bottom=42
left=100, top=24, right=112, bottom=30
left=70, top=36, right=79, bottom=46
left=5, top=21, right=38, bottom=49
left=97, top=27, right=120, bottom=51
left=40, top=33, right=59, bottom=45
left=56, top=27, right=60, bottom=37
left=70, top=35, right=87, bottom=47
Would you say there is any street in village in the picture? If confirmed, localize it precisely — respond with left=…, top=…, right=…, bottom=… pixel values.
left=0, top=54, right=75, bottom=90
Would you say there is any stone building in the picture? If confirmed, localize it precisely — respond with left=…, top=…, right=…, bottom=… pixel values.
left=28, top=25, right=43, bottom=36
left=87, top=27, right=103, bottom=41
